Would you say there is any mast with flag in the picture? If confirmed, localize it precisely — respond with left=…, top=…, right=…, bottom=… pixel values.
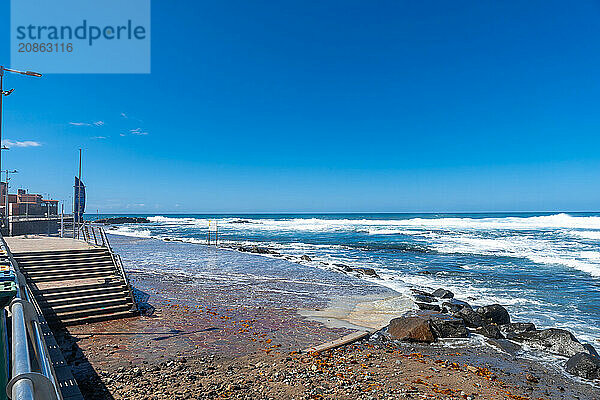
left=74, top=149, right=86, bottom=230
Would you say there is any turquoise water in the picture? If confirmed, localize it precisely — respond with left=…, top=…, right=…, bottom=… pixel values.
left=97, top=212, right=600, bottom=343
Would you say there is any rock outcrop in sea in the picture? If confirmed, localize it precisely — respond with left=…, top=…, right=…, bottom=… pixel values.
left=96, top=217, right=151, bottom=224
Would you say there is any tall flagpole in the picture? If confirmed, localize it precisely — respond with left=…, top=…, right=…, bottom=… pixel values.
left=78, top=149, right=82, bottom=235
left=74, top=148, right=82, bottom=238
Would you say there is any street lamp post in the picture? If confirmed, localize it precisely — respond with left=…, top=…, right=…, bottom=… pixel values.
left=0, top=66, right=42, bottom=222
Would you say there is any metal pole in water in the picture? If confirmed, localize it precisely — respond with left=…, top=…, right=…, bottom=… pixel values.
left=207, top=220, right=211, bottom=245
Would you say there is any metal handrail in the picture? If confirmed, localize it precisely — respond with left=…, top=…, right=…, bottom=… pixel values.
left=0, top=235, right=62, bottom=400
left=21, top=286, right=61, bottom=399
left=76, top=222, right=137, bottom=312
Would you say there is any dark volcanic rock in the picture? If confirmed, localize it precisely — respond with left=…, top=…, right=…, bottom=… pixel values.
left=441, top=299, right=472, bottom=314
left=300, top=255, right=312, bottom=262
left=334, top=263, right=353, bottom=273
left=499, top=322, right=536, bottom=339
left=414, top=294, right=436, bottom=304
left=448, top=298, right=472, bottom=309
left=353, top=267, right=379, bottom=278
left=387, top=316, right=435, bottom=343
left=410, top=289, right=433, bottom=297
left=96, top=217, right=150, bottom=224
left=416, top=302, right=441, bottom=312
left=512, top=328, right=586, bottom=357
left=237, top=246, right=279, bottom=255
left=476, top=304, right=510, bottom=325
left=455, top=308, right=484, bottom=328
left=230, top=219, right=254, bottom=224
left=387, top=311, right=468, bottom=341
left=441, top=302, right=461, bottom=314
left=565, top=352, right=600, bottom=380
left=428, top=313, right=469, bottom=338
left=584, top=343, right=599, bottom=358
left=432, top=288, right=454, bottom=299
left=475, top=324, right=504, bottom=339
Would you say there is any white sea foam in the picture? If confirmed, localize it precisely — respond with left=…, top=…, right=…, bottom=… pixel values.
left=148, top=213, right=600, bottom=232
left=430, top=234, right=600, bottom=277
left=113, top=214, right=600, bottom=277
left=106, top=226, right=152, bottom=238
left=366, top=229, right=421, bottom=235
left=569, top=230, right=600, bottom=240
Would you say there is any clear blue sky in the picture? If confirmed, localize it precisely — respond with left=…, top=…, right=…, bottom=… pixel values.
left=1, top=0, right=600, bottom=213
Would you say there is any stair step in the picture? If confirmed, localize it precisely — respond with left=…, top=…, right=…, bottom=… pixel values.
left=48, top=310, right=136, bottom=327
left=46, top=304, right=133, bottom=321
left=16, top=254, right=112, bottom=265
left=31, top=271, right=118, bottom=282
left=24, top=264, right=115, bottom=275
left=26, top=266, right=115, bottom=277
left=20, top=263, right=114, bottom=272
left=37, top=282, right=127, bottom=295
left=15, top=254, right=112, bottom=267
left=22, top=257, right=113, bottom=269
left=42, top=291, right=130, bottom=306
left=46, top=297, right=131, bottom=314
left=39, top=285, right=128, bottom=300
left=13, top=248, right=108, bottom=256
left=13, top=251, right=107, bottom=261
left=14, top=248, right=109, bottom=256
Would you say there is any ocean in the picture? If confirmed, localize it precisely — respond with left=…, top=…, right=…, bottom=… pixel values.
left=99, top=212, right=600, bottom=344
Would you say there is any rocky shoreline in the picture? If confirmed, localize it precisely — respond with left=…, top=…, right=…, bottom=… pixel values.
left=226, top=244, right=382, bottom=278
left=386, top=286, right=600, bottom=382
left=222, top=242, right=600, bottom=384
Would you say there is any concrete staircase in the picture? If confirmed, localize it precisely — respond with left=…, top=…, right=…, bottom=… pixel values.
left=12, top=247, right=137, bottom=327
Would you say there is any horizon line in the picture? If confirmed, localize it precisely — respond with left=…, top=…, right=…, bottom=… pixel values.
left=86, top=210, right=600, bottom=215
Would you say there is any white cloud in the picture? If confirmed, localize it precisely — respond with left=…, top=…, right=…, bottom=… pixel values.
left=2, top=140, right=42, bottom=148
left=120, top=112, right=128, bottom=118
left=130, top=128, right=148, bottom=136
left=92, top=136, right=107, bottom=139
left=70, top=120, right=104, bottom=127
